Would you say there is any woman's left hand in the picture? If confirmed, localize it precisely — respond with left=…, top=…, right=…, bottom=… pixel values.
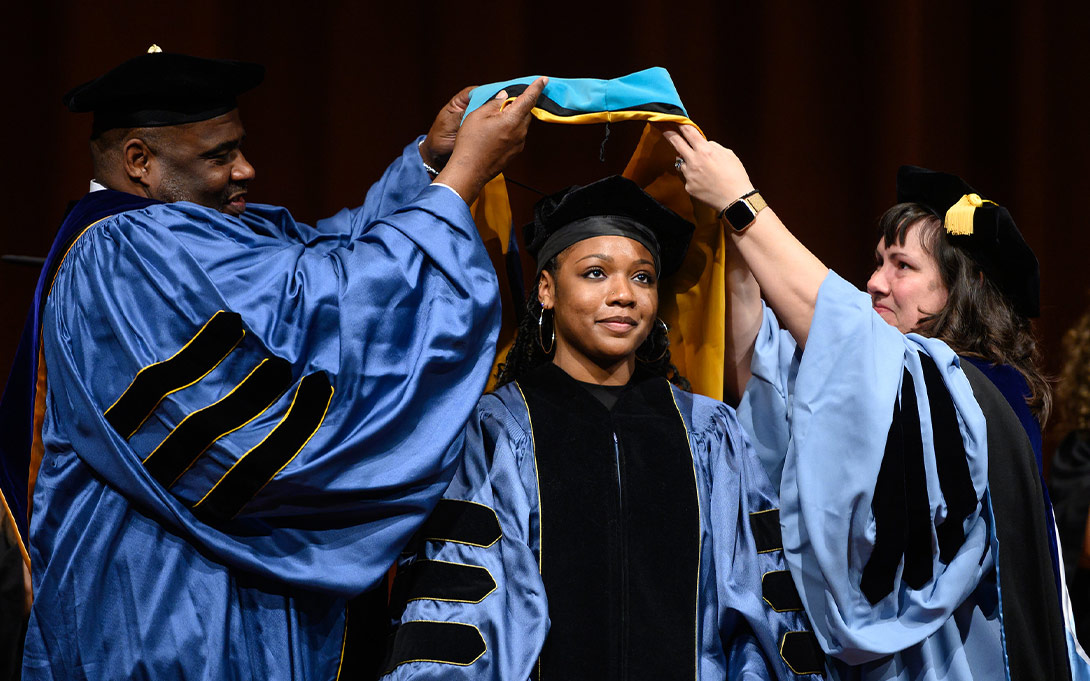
left=662, top=124, right=755, bottom=214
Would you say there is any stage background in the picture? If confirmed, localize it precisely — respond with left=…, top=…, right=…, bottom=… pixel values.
left=3, top=1, right=1088, bottom=457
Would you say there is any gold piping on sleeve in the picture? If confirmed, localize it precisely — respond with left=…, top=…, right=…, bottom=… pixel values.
left=779, top=630, right=823, bottom=676
left=391, top=620, right=487, bottom=669
left=749, top=507, right=783, bottom=554
left=420, top=499, right=503, bottom=548
left=192, top=378, right=333, bottom=514
left=403, top=559, right=497, bottom=605
left=104, top=310, right=244, bottom=439
left=334, top=605, right=349, bottom=681
left=761, top=570, right=804, bottom=613
left=142, top=358, right=279, bottom=487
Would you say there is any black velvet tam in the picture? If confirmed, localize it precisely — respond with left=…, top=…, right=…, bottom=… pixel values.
left=525, top=175, right=695, bottom=277
left=896, top=165, right=1040, bottom=318
left=63, top=49, right=264, bottom=133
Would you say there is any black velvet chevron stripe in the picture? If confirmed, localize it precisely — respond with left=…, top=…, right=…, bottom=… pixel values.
left=500, top=83, right=687, bottom=119
left=420, top=499, right=502, bottom=547
left=192, top=372, right=332, bottom=522
left=762, top=570, right=804, bottom=612
left=899, top=369, right=933, bottom=590
left=780, top=631, right=825, bottom=676
left=862, top=368, right=937, bottom=602
left=392, top=560, right=496, bottom=605
left=750, top=509, right=782, bottom=553
left=142, top=357, right=293, bottom=488
left=918, top=355, right=976, bottom=563
left=861, top=370, right=909, bottom=604
left=382, top=621, right=486, bottom=673
left=105, top=311, right=244, bottom=439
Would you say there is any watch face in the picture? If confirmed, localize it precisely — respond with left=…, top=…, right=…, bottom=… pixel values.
left=724, top=199, right=756, bottom=232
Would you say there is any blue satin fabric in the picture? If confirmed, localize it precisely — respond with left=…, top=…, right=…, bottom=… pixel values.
left=737, top=272, right=1012, bottom=680
left=0, top=191, right=159, bottom=546
left=21, top=139, right=501, bottom=680
left=462, top=67, right=688, bottom=122
left=384, top=381, right=820, bottom=680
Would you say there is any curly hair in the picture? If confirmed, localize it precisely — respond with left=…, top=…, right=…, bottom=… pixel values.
left=879, top=203, right=1051, bottom=425
left=495, top=257, right=690, bottom=391
left=1054, top=307, right=1090, bottom=435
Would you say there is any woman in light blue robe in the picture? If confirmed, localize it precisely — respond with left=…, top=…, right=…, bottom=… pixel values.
left=381, top=176, right=825, bottom=680
left=665, top=126, right=1089, bottom=680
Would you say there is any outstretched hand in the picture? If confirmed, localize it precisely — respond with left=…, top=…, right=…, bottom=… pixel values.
left=420, top=86, right=475, bottom=171
left=662, top=124, right=754, bottom=214
left=436, top=76, right=548, bottom=203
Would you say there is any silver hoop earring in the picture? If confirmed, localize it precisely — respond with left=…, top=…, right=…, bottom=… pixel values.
left=637, top=318, right=670, bottom=363
left=538, top=307, right=555, bottom=354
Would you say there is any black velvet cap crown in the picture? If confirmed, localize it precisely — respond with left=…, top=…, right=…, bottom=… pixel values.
left=525, top=176, right=695, bottom=277
left=63, top=49, right=265, bottom=134
left=896, top=165, right=1040, bottom=318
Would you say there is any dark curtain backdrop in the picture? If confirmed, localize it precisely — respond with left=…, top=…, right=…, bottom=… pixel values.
left=3, top=1, right=1089, bottom=456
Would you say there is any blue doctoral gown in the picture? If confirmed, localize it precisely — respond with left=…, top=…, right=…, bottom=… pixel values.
left=737, top=271, right=1086, bottom=680
left=17, top=139, right=500, bottom=680
left=381, top=365, right=825, bottom=680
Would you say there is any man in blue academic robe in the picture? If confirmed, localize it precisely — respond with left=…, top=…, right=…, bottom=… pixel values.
left=0, top=47, right=546, bottom=679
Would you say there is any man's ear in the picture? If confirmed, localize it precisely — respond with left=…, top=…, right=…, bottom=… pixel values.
left=538, top=271, right=556, bottom=310
left=121, top=137, right=155, bottom=188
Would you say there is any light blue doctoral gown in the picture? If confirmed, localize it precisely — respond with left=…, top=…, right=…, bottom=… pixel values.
left=21, top=139, right=500, bottom=680
left=736, top=271, right=1086, bottom=680
left=383, top=373, right=824, bottom=680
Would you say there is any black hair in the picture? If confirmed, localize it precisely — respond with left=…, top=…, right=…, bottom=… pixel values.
left=495, top=256, right=691, bottom=391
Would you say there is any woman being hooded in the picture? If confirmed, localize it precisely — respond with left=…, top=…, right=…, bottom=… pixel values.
left=380, top=176, right=826, bottom=680
left=664, top=125, right=1085, bottom=680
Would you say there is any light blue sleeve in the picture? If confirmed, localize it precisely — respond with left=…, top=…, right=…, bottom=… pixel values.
left=40, top=172, right=499, bottom=597
left=683, top=392, right=826, bottom=679
left=242, top=137, right=435, bottom=247
left=382, top=394, right=549, bottom=680
left=739, top=272, right=990, bottom=664
left=736, top=305, right=801, bottom=493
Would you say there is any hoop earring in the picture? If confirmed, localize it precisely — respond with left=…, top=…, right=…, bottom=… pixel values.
left=538, top=307, right=555, bottom=354
left=636, top=318, right=670, bottom=363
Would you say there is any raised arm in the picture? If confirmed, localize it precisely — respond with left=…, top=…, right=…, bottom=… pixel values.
left=723, top=242, right=763, bottom=404
left=36, top=79, right=549, bottom=598
left=663, top=125, right=827, bottom=349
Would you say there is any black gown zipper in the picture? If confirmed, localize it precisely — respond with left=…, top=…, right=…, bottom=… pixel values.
left=613, top=430, right=628, bottom=680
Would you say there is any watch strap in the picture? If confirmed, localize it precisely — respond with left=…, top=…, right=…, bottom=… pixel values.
left=719, top=190, right=767, bottom=232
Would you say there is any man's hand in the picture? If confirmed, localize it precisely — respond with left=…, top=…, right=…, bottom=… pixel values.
left=435, top=76, right=548, bottom=203
left=420, top=86, right=475, bottom=172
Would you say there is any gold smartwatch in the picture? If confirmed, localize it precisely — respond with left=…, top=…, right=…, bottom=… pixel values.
left=718, top=189, right=767, bottom=232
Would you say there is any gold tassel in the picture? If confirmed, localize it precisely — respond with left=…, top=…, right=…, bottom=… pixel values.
left=944, top=193, right=995, bottom=236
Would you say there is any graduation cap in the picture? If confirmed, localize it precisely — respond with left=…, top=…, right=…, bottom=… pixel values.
left=896, top=165, right=1040, bottom=318
left=63, top=45, right=264, bottom=134
left=524, top=175, right=695, bottom=278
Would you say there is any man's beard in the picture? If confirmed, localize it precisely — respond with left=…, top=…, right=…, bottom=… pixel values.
left=156, top=174, right=248, bottom=213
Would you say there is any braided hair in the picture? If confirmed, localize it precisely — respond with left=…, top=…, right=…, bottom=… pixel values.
left=495, top=257, right=691, bottom=391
